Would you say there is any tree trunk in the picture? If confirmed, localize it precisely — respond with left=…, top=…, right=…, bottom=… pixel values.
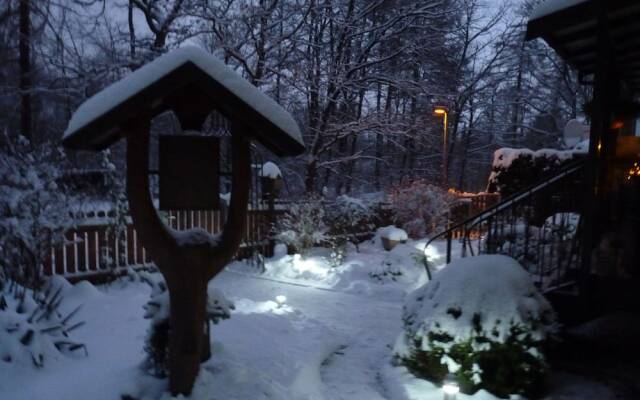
left=19, top=0, right=31, bottom=142
left=305, top=158, right=317, bottom=193
left=128, top=0, right=136, bottom=60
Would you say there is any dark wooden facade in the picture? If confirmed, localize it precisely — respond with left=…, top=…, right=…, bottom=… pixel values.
left=527, top=0, right=640, bottom=315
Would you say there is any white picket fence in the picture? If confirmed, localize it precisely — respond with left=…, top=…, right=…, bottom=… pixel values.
left=44, top=209, right=281, bottom=281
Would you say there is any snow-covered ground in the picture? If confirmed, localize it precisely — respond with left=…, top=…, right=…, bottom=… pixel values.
left=0, top=237, right=632, bottom=399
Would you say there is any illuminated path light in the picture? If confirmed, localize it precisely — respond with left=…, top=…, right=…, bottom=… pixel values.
left=442, top=373, right=460, bottom=400
left=275, top=295, right=287, bottom=307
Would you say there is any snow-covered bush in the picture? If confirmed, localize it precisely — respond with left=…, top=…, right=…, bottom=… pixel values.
left=487, top=147, right=584, bottom=196
left=394, top=255, right=557, bottom=398
left=0, top=277, right=86, bottom=368
left=325, top=195, right=374, bottom=254
left=275, top=197, right=329, bottom=255
left=98, top=150, right=128, bottom=273
left=0, top=134, right=77, bottom=287
left=142, top=277, right=234, bottom=378
left=387, top=180, right=454, bottom=239
left=369, top=258, right=404, bottom=282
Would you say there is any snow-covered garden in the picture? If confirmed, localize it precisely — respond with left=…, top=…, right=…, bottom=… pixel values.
left=1, top=229, right=632, bottom=400
left=4, top=0, right=640, bottom=398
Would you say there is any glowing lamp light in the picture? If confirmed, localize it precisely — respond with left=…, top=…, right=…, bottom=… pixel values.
left=612, top=120, right=624, bottom=130
left=627, top=162, right=640, bottom=181
left=434, top=108, right=447, bottom=115
left=442, top=373, right=460, bottom=399
left=275, top=295, right=287, bottom=307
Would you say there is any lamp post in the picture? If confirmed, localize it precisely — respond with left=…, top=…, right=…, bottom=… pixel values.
left=434, top=107, right=448, bottom=186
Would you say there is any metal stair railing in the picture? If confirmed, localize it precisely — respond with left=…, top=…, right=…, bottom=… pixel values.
left=423, top=159, right=586, bottom=292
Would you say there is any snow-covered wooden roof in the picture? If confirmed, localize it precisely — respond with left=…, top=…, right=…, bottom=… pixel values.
left=526, top=0, right=640, bottom=93
left=63, top=47, right=305, bottom=156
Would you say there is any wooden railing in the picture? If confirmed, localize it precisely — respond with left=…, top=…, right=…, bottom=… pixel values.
left=424, top=160, right=586, bottom=292
left=448, top=193, right=501, bottom=238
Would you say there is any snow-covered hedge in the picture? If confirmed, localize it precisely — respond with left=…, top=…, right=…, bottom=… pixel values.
left=0, top=135, right=77, bottom=287
left=387, top=180, right=454, bottom=239
left=324, top=195, right=374, bottom=250
left=487, top=146, right=586, bottom=196
left=393, top=255, right=557, bottom=398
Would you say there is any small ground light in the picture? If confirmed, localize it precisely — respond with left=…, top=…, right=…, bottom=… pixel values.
left=442, top=373, right=460, bottom=400
left=275, top=295, right=287, bottom=307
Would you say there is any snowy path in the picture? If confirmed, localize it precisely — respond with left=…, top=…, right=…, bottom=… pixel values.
left=215, top=270, right=404, bottom=400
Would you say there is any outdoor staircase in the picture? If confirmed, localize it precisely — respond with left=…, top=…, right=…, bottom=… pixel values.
left=424, top=160, right=587, bottom=309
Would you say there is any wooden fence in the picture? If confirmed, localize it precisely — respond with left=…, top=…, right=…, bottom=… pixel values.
left=42, top=209, right=283, bottom=281
left=42, top=193, right=498, bottom=282
left=448, top=193, right=501, bottom=239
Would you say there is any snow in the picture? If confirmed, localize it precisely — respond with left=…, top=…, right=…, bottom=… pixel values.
left=64, top=46, right=303, bottom=148
left=530, top=0, right=587, bottom=20
left=260, top=161, right=282, bottom=179
left=379, top=226, right=408, bottom=242
left=563, top=119, right=590, bottom=148
left=171, top=227, right=220, bottom=247
left=572, top=139, right=589, bottom=154
left=488, top=145, right=586, bottom=186
left=394, top=255, right=556, bottom=358
left=491, top=147, right=576, bottom=170
left=219, top=192, right=231, bottom=205
left=0, top=277, right=92, bottom=369
left=0, top=239, right=630, bottom=400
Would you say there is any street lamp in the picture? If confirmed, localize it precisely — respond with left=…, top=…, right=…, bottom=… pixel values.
left=434, top=106, right=448, bottom=186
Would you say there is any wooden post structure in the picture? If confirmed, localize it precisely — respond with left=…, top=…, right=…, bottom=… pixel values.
left=125, top=120, right=251, bottom=393
left=61, top=47, right=305, bottom=396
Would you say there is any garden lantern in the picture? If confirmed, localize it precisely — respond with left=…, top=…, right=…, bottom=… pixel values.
left=61, top=46, right=304, bottom=395
left=442, top=373, right=460, bottom=400
left=275, top=295, right=287, bottom=308
left=260, top=161, right=283, bottom=200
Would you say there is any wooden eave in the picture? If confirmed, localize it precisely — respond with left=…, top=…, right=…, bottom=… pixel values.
left=526, top=0, right=640, bottom=93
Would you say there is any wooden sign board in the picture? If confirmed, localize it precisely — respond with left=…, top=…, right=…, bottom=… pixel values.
left=159, top=135, right=220, bottom=210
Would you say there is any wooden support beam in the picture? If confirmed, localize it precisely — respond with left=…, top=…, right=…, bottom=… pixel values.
left=579, top=3, right=620, bottom=306
left=126, top=120, right=251, bottom=396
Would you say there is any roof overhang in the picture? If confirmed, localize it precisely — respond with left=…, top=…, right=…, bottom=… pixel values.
left=62, top=47, right=305, bottom=157
left=526, top=0, right=640, bottom=93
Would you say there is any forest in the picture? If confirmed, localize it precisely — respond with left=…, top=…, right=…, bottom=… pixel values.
left=0, top=0, right=589, bottom=195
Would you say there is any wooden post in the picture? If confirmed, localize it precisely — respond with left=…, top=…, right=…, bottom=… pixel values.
left=579, top=3, right=618, bottom=308
left=126, top=120, right=251, bottom=396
